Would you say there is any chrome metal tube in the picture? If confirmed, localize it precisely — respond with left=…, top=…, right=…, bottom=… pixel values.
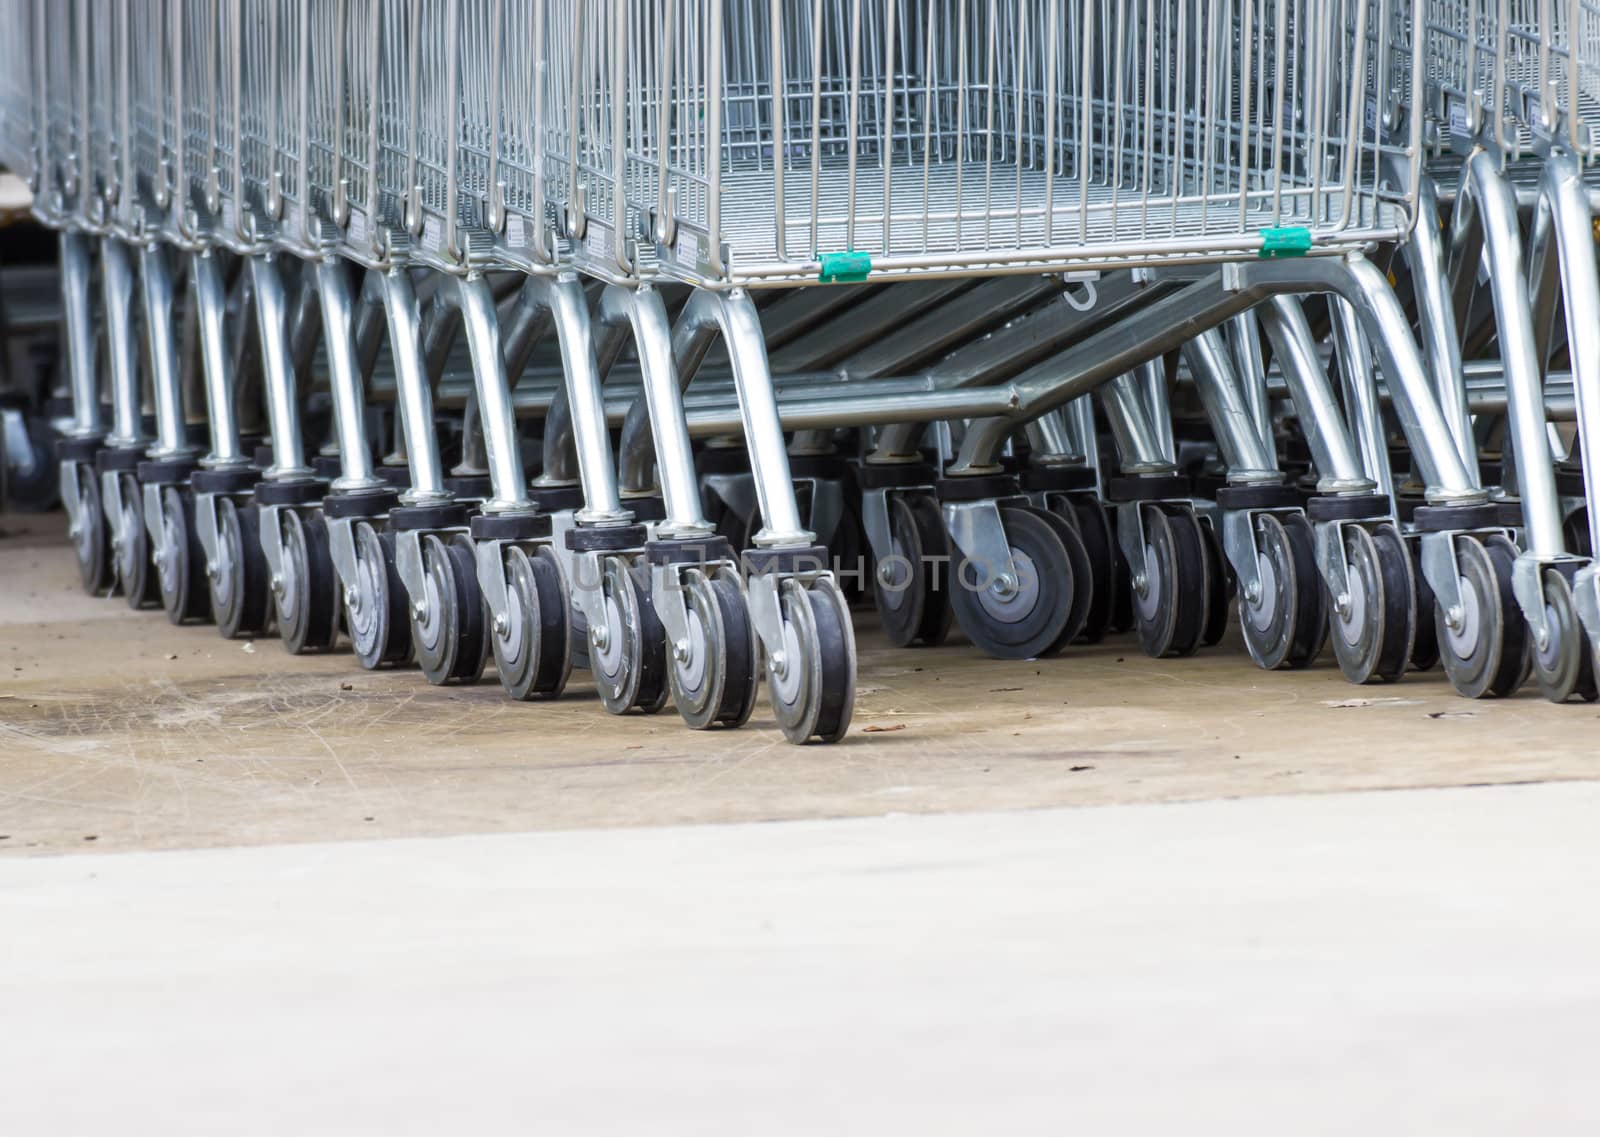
left=60, top=231, right=102, bottom=440
left=313, top=260, right=382, bottom=491
left=1258, top=295, right=1371, bottom=491
left=100, top=238, right=146, bottom=449
left=192, top=250, right=246, bottom=468
left=139, top=244, right=194, bottom=460
left=247, top=255, right=313, bottom=480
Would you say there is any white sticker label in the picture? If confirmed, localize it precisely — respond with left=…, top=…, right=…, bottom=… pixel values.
left=220, top=196, right=236, bottom=234
left=346, top=206, right=368, bottom=246
left=505, top=213, right=526, bottom=248
left=675, top=232, right=700, bottom=265
left=1448, top=102, right=1470, bottom=137
left=421, top=213, right=443, bottom=252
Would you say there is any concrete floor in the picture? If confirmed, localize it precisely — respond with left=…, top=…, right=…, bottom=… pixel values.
left=2, top=782, right=1597, bottom=1135
left=1, top=512, right=1596, bottom=855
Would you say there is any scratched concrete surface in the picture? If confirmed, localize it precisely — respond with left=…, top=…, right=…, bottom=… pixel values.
left=2, top=511, right=1597, bottom=855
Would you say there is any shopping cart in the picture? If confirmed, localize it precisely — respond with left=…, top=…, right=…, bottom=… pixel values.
left=552, top=0, right=1497, bottom=705
left=1411, top=0, right=1600, bottom=700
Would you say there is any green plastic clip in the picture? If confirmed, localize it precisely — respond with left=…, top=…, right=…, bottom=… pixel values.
left=1257, top=226, right=1313, bottom=259
left=818, top=250, right=872, bottom=283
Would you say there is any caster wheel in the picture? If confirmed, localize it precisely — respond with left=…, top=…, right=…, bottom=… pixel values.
left=873, top=493, right=953, bottom=648
left=1132, top=505, right=1208, bottom=658
left=115, top=473, right=158, bottom=609
left=1239, top=513, right=1327, bottom=670
left=276, top=509, right=340, bottom=654
left=1020, top=504, right=1095, bottom=653
left=1435, top=534, right=1530, bottom=698
left=670, top=566, right=759, bottom=730
left=412, top=533, right=489, bottom=685
left=767, top=575, right=856, bottom=744
left=1530, top=568, right=1598, bottom=703
left=1409, top=537, right=1439, bottom=672
left=73, top=465, right=114, bottom=595
left=347, top=521, right=412, bottom=669
left=1200, top=519, right=1230, bottom=648
left=590, top=556, right=669, bottom=714
left=211, top=497, right=272, bottom=638
left=492, top=544, right=572, bottom=700
left=155, top=486, right=209, bottom=624
left=1055, top=494, right=1115, bottom=644
left=1327, top=523, right=1414, bottom=684
left=948, top=506, right=1078, bottom=660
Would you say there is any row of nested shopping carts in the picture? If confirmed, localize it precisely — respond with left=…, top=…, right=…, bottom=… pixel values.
left=4, top=0, right=1600, bottom=743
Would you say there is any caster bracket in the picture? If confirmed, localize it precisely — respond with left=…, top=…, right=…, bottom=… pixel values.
left=942, top=498, right=1023, bottom=593
left=59, top=459, right=85, bottom=539
left=549, top=509, right=611, bottom=640
left=194, top=490, right=223, bottom=575
left=258, top=503, right=290, bottom=593
left=326, top=515, right=361, bottom=601
left=141, top=483, right=168, bottom=563
left=100, top=469, right=129, bottom=556
left=1221, top=508, right=1268, bottom=608
left=1511, top=552, right=1590, bottom=652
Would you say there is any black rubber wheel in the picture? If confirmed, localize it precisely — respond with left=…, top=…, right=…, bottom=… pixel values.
left=1238, top=512, right=1324, bottom=670
left=211, top=497, right=272, bottom=638
left=1108, top=507, right=1136, bottom=634
left=115, top=472, right=158, bottom=609
left=1409, top=536, right=1440, bottom=672
left=1435, top=534, right=1530, bottom=698
left=412, top=533, right=489, bottom=685
left=276, top=508, right=340, bottom=654
left=155, top=485, right=210, bottom=624
left=947, top=505, right=1076, bottom=660
left=73, top=464, right=114, bottom=596
left=1328, top=522, right=1414, bottom=684
left=492, top=543, right=570, bottom=700
left=1019, top=504, right=1095, bottom=654
left=1132, top=505, right=1209, bottom=658
left=1056, top=493, right=1116, bottom=644
left=767, top=575, right=856, bottom=745
left=873, top=493, right=953, bottom=648
left=1530, top=567, right=1598, bottom=703
left=1199, top=518, right=1230, bottom=648
left=591, top=555, right=669, bottom=714
left=670, top=566, right=759, bottom=730
left=347, top=521, right=412, bottom=669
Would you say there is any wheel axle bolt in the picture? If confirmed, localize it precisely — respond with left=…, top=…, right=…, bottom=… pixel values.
left=270, top=574, right=284, bottom=595
left=345, top=588, right=357, bottom=608
left=992, top=573, right=1017, bottom=596
left=1334, top=592, right=1351, bottom=618
left=673, top=639, right=690, bottom=663
left=1131, top=572, right=1148, bottom=596
left=591, top=625, right=609, bottom=652
left=876, top=563, right=894, bottom=585
left=493, top=614, right=508, bottom=636
left=1445, top=604, right=1465, bottom=631
left=413, top=601, right=427, bottom=617
left=1244, top=581, right=1261, bottom=605
left=770, top=651, right=787, bottom=677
